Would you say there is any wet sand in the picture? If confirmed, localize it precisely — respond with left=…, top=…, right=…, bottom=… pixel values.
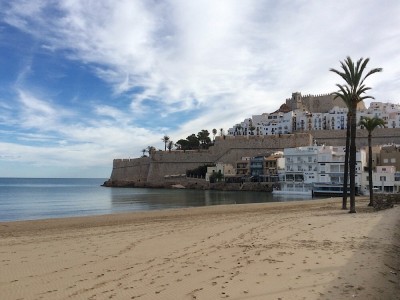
left=1, top=197, right=399, bottom=299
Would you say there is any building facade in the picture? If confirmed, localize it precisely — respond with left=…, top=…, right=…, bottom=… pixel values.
left=228, top=92, right=399, bottom=138
left=275, top=145, right=366, bottom=195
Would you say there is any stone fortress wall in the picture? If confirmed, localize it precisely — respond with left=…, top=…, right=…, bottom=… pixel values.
left=109, top=133, right=313, bottom=185
left=107, top=91, right=400, bottom=187
left=110, top=128, right=400, bottom=185
left=285, top=92, right=365, bottom=113
left=107, top=128, right=400, bottom=186
left=111, top=157, right=151, bottom=183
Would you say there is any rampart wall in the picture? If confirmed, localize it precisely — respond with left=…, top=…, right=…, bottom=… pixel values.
left=302, top=94, right=343, bottom=113
left=107, top=128, right=400, bottom=186
left=285, top=92, right=365, bottom=113
left=110, top=157, right=151, bottom=184
left=311, top=128, right=400, bottom=148
left=109, top=133, right=313, bottom=185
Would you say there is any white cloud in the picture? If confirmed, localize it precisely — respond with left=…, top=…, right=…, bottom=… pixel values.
left=5, top=1, right=399, bottom=109
left=17, top=90, right=73, bottom=129
left=2, top=0, right=400, bottom=176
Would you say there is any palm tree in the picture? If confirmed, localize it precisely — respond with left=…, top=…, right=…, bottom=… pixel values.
left=167, top=140, right=174, bottom=152
left=330, top=57, right=382, bottom=213
left=147, top=146, right=156, bottom=157
left=162, top=135, right=170, bottom=151
left=212, top=128, right=217, bottom=141
left=332, top=88, right=352, bottom=210
left=359, top=116, right=385, bottom=206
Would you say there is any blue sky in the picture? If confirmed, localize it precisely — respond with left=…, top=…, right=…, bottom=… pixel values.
left=0, top=0, right=400, bottom=178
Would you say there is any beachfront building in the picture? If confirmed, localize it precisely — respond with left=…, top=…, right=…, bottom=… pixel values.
left=275, top=145, right=366, bottom=195
left=235, top=157, right=251, bottom=176
left=205, top=163, right=235, bottom=182
left=313, top=146, right=366, bottom=196
left=276, top=146, right=319, bottom=194
left=265, top=152, right=285, bottom=176
left=361, top=165, right=397, bottom=194
left=248, top=152, right=284, bottom=182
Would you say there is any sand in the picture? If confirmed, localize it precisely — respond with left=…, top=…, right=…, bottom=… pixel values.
left=0, top=197, right=399, bottom=300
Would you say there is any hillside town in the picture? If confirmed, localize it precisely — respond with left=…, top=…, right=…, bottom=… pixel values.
left=228, top=92, right=400, bottom=136
left=107, top=91, right=400, bottom=197
left=197, top=92, right=400, bottom=196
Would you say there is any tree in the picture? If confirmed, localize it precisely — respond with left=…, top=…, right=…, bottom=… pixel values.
left=175, top=139, right=189, bottom=151
left=210, top=170, right=224, bottom=183
left=330, top=57, right=382, bottom=213
left=141, top=148, right=147, bottom=157
left=186, top=134, right=200, bottom=149
left=167, top=140, right=174, bottom=152
left=212, top=128, right=217, bottom=141
left=332, top=88, right=352, bottom=210
left=220, top=128, right=224, bottom=136
left=197, top=130, right=212, bottom=149
left=176, top=134, right=200, bottom=151
left=359, top=116, right=385, bottom=206
left=162, top=135, right=170, bottom=151
left=186, top=165, right=210, bottom=178
left=147, top=146, right=156, bottom=157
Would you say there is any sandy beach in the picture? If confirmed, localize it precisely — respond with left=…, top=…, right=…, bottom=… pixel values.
left=1, top=197, right=399, bottom=300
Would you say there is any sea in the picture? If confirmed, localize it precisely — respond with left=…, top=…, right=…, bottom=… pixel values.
left=0, top=178, right=315, bottom=222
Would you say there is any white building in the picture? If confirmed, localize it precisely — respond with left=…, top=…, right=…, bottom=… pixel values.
left=275, top=145, right=366, bottom=195
left=228, top=101, right=400, bottom=137
left=361, top=165, right=398, bottom=194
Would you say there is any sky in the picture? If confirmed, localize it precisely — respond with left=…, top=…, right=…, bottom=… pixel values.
left=0, top=0, right=400, bottom=178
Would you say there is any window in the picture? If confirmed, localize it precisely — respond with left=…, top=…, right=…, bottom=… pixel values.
left=380, top=176, right=386, bottom=181
left=384, top=159, right=388, bottom=163
left=391, top=158, right=396, bottom=163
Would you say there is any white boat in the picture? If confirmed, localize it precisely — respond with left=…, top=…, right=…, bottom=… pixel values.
left=272, top=182, right=312, bottom=196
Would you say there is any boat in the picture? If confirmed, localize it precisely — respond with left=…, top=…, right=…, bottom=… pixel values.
left=272, top=182, right=313, bottom=196
left=312, top=183, right=360, bottom=196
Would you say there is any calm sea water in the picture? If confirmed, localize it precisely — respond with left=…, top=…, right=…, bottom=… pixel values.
left=0, top=178, right=315, bottom=222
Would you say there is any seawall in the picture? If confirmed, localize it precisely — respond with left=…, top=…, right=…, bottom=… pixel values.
left=107, top=133, right=313, bottom=186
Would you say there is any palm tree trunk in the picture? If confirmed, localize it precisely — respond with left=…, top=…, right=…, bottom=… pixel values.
left=342, top=113, right=351, bottom=209
left=368, top=133, right=374, bottom=206
left=349, top=102, right=357, bottom=213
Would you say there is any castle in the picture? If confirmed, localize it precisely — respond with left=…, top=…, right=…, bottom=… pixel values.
left=105, top=92, right=400, bottom=187
left=285, top=92, right=365, bottom=113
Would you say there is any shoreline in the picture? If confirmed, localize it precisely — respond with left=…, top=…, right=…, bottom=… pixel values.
left=102, top=178, right=275, bottom=192
left=1, top=197, right=399, bottom=299
left=0, top=196, right=335, bottom=229
left=0, top=189, right=318, bottom=224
